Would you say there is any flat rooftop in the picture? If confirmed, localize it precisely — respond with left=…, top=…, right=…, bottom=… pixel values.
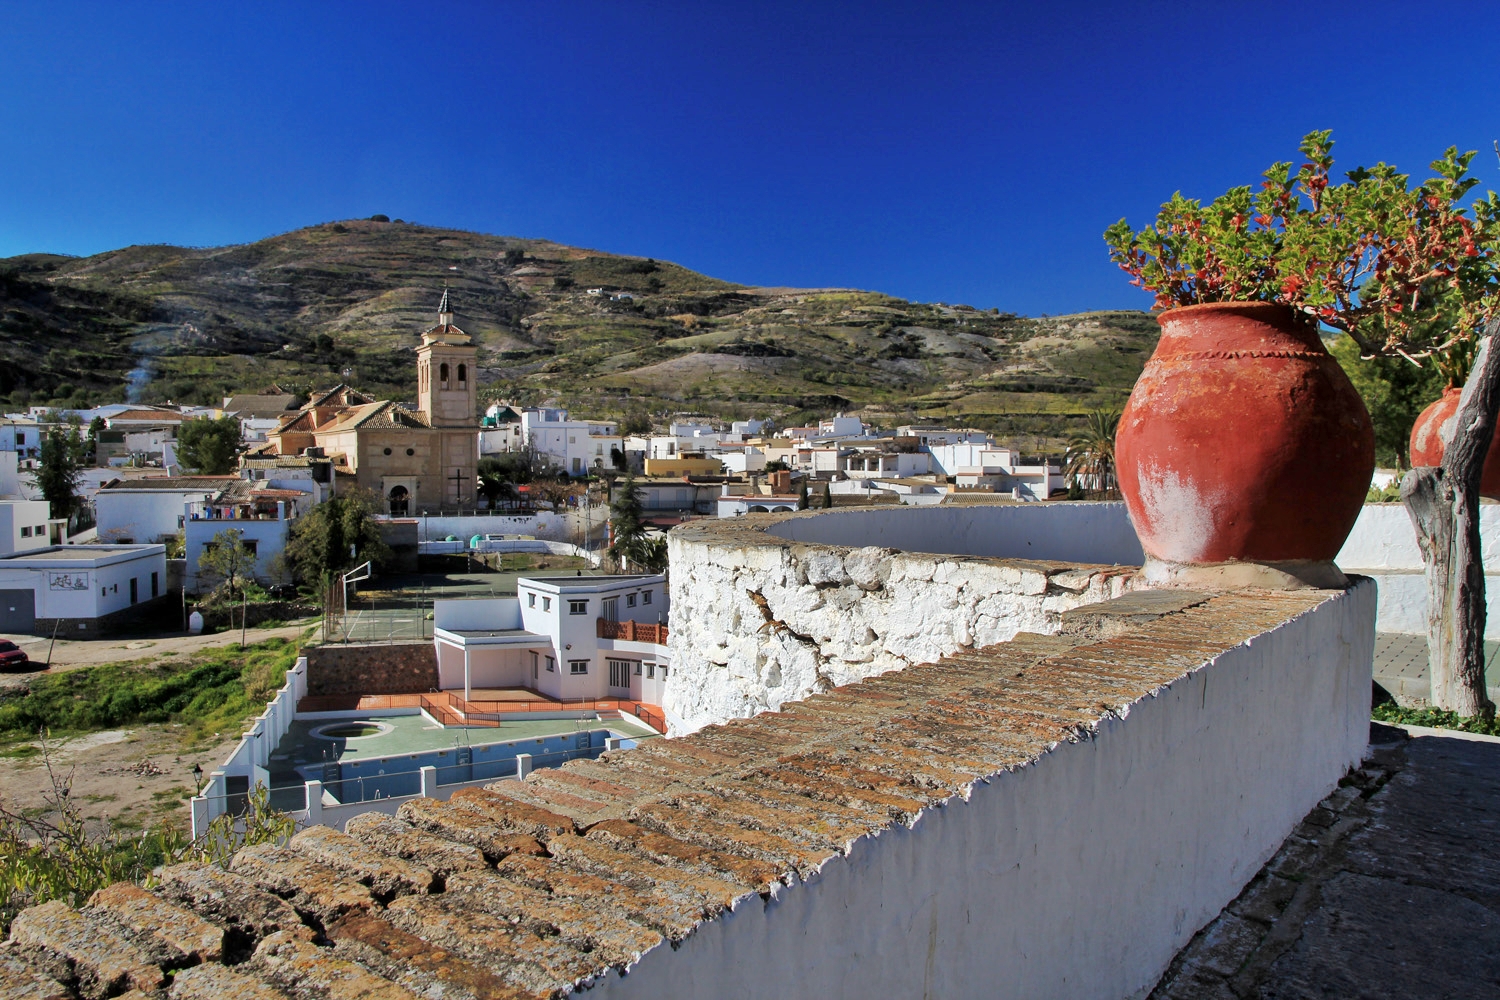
left=0, top=545, right=160, bottom=562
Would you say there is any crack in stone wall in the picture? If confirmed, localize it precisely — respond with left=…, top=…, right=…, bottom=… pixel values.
left=664, top=516, right=1135, bottom=734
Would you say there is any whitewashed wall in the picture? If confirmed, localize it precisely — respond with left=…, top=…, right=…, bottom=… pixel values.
left=598, top=583, right=1375, bottom=1000
left=1335, top=503, right=1500, bottom=636
left=665, top=511, right=1136, bottom=734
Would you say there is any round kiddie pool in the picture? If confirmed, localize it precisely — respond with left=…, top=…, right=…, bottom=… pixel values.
left=311, top=721, right=394, bottom=741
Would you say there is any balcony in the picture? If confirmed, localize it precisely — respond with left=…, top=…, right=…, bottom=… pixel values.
left=597, top=618, right=669, bottom=645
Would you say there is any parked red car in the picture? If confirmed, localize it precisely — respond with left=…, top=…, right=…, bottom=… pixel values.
left=0, top=640, right=29, bottom=669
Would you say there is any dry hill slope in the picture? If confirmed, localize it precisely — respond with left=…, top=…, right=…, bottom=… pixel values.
left=0, top=219, right=1157, bottom=449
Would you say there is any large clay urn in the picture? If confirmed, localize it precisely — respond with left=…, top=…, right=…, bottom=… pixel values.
left=1408, top=387, right=1500, bottom=499
left=1116, top=302, right=1374, bottom=588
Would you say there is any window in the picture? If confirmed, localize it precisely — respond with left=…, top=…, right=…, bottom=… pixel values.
left=626, top=593, right=638, bottom=608
left=129, top=578, right=138, bottom=605
left=569, top=660, right=589, bottom=675
left=406, top=448, right=414, bottom=456
left=151, top=572, right=159, bottom=598
left=440, top=362, right=450, bottom=388
left=457, top=363, right=467, bottom=387
left=383, top=447, right=392, bottom=455
left=542, top=597, right=551, bottom=612
left=527, top=593, right=536, bottom=608
left=642, top=590, right=652, bottom=605
left=646, top=662, right=655, bottom=679
left=601, top=597, right=618, bottom=621
left=660, top=664, right=668, bottom=678
left=19, top=527, right=29, bottom=538
left=545, top=656, right=556, bottom=672
left=530, top=651, right=539, bottom=678
left=568, top=600, right=587, bottom=615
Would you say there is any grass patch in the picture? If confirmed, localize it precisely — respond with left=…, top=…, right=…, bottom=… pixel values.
left=0, top=639, right=298, bottom=748
left=1372, top=702, right=1500, bottom=737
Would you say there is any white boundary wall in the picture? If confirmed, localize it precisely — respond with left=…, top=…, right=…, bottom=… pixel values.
left=1335, top=503, right=1500, bottom=636
left=596, top=582, right=1375, bottom=1000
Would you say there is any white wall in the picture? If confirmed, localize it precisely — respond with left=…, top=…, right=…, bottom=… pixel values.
left=764, top=502, right=1144, bottom=566
left=597, top=583, right=1375, bottom=1000
left=1336, top=503, right=1500, bottom=636
left=434, top=597, right=523, bottom=631
left=0, top=546, right=167, bottom=622
left=96, top=489, right=216, bottom=543
left=184, top=517, right=293, bottom=591
left=666, top=513, right=1134, bottom=733
left=0, top=500, right=51, bottom=555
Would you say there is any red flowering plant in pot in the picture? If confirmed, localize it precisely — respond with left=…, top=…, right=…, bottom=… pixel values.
left=1105, top=130, right=1500, bottom=717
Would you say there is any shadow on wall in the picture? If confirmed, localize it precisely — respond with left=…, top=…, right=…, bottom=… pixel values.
left=763, top=502, right=1146, bottom=566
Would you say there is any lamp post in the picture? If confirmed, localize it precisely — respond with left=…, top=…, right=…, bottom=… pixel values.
left=192, top=763, right=204, bottom=794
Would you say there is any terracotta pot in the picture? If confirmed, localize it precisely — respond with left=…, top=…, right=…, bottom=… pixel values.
left=1408, top=387, right=1500, bottom=499
left=1116, top=302, right=1374, bottom=581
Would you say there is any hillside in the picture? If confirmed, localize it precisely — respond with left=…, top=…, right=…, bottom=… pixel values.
left=0, top=219, right=1157, bottom=451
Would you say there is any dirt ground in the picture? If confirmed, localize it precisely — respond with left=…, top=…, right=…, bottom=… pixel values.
left=0, top=620, right=317, bottom=832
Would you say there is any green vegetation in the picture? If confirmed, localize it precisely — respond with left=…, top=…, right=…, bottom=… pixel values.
left=31, top=426, right=86, bottom=524
left=1328, top=334, right=1445, bottom=469
left=0, top=772, right=293, bottom=935
left=1372, top=702, right=1500, bottom=737
left=0, top=638, right=298, bottom=749
left=176, top=415, right=242, bottom=474
left=284, top=489, right=390, bottom=586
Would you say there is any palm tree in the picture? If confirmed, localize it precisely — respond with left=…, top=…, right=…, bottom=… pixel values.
left=1065, top=409, right=1121, bottom=497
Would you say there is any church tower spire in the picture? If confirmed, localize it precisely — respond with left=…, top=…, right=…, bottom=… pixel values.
left=438, top=286, right=453, bottom=328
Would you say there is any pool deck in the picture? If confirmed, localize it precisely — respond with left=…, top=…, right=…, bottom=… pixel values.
left=296, top=686, right=668, bottom=733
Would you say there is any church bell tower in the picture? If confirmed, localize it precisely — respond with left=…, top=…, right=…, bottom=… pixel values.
left=416, top=288, right=478, bottom=428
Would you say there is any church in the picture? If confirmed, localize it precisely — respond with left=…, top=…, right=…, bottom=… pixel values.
left=256, top=291, right=479, bottom=514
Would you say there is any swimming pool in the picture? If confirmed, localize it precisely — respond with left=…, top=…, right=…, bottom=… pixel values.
left=266, top=712, right=655, bottom=806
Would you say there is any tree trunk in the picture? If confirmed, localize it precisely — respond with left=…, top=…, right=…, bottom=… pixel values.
left=1401, top=322, right=1500, bottom=718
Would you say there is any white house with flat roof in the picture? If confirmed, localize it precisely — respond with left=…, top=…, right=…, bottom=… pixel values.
left=0, top=544, right=168, bottom=635
left=432, top=574, right=669, bottom=706
left=0, top=500, right=59, bottom=554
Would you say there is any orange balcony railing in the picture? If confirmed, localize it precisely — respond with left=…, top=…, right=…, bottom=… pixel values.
left=596, top=618, right=669, bottom=644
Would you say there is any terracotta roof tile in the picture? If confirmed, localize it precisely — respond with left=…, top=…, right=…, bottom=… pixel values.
left=0, top=587, right=1344, bottom=998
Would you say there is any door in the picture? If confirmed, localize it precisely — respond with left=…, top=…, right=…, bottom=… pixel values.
left=0, top=590, right=34, bottom=634
left=602, top=597, right=619, bottom=622
left=608, top=659, right=632, bottom=692
left=129, top=577, right=138, bottom=605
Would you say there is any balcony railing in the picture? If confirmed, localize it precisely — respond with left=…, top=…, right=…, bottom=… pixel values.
left=596, top=618, right=669, bottom=644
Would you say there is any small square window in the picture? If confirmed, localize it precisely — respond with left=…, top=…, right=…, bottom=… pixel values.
left=626, top=593, right=636, bottom=608
left=568, top=600, right=587, bottom=615
left=542, top=597, right=551, bottom=611
left=646, top=663, right=655, bottom=679
left=527, top=593, right=535, bottom=608
left=634, top=661, right=642, bottom=675
left=569, top=660, right=589, bottom=675
left=20, top=526, right=30, bottom=538
left=660, top=664, right=668, bottom=678
left=642, top=591, right=652, bottom=605
left=545, top=656, right=556, bottom=672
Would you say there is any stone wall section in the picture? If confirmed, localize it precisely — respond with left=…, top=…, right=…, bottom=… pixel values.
left=664, top=515, right=1134, bottom=733
left=303, top=642, right=437, bottom=697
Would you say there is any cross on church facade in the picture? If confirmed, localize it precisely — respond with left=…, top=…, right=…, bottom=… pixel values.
left=448, top=467, right=469, bottom=501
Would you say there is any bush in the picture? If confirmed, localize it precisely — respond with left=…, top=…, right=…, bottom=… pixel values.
left=368, top=214, right=390, bottom=222
left=554, top=276, right=575, bottom=289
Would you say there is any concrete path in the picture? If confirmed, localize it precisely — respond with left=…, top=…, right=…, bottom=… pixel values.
left=1151, top=724, right=1500, bottom=999
left=1374, top=631, right=1500, bottom=706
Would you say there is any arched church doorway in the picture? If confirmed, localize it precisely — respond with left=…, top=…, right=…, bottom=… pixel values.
left=388, top=485, right=410, bottom=517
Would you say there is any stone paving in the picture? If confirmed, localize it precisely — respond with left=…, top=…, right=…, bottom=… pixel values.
left=1150, top=723, right=1500, bottom=999
left=1373, top=632, right=1500, bottom=706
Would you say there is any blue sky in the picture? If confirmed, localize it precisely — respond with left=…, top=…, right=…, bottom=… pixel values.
left=2, top=1, right=1497, bottom=315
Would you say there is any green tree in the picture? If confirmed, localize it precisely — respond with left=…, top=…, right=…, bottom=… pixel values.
left=609, top=472, right=647, bottom=567
left=797, top=480, right=810, bottom=510
left=1328, top=335, right=1445, bottom=469
left=176, top=416, right=241, bottom=474
left=821, top=481, right=833, bottom=509
left=284, top=489, right=390, bottom=585
left=30, top=428, right=85, bottom=524
left=1064, top=410, right=1121, bottom=496
left=197, top=527, right=256, bottom=597
left=620, top=408, right=652, bottom=437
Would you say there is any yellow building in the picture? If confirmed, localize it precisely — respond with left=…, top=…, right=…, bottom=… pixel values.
left=643, top=456, right=724, bottom=477
left=257, top=291, right=479, bottom=514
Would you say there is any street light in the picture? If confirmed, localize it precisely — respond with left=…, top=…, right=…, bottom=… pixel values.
left=192, top=763, right=204, bottom=794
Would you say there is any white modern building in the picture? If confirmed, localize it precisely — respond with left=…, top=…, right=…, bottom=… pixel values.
left=0, top=500, right=60, bottom=554
left=927, top=443, right=1064, bottom=498
left=183, top=481, right=316, bottom=592
left=95, top=476, right=238, bottom=544
left=481, top=405, right=623, bottom=477
left=0, top=544, right=168, bottom=635
left=433, top=574, right=669, bottom=705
